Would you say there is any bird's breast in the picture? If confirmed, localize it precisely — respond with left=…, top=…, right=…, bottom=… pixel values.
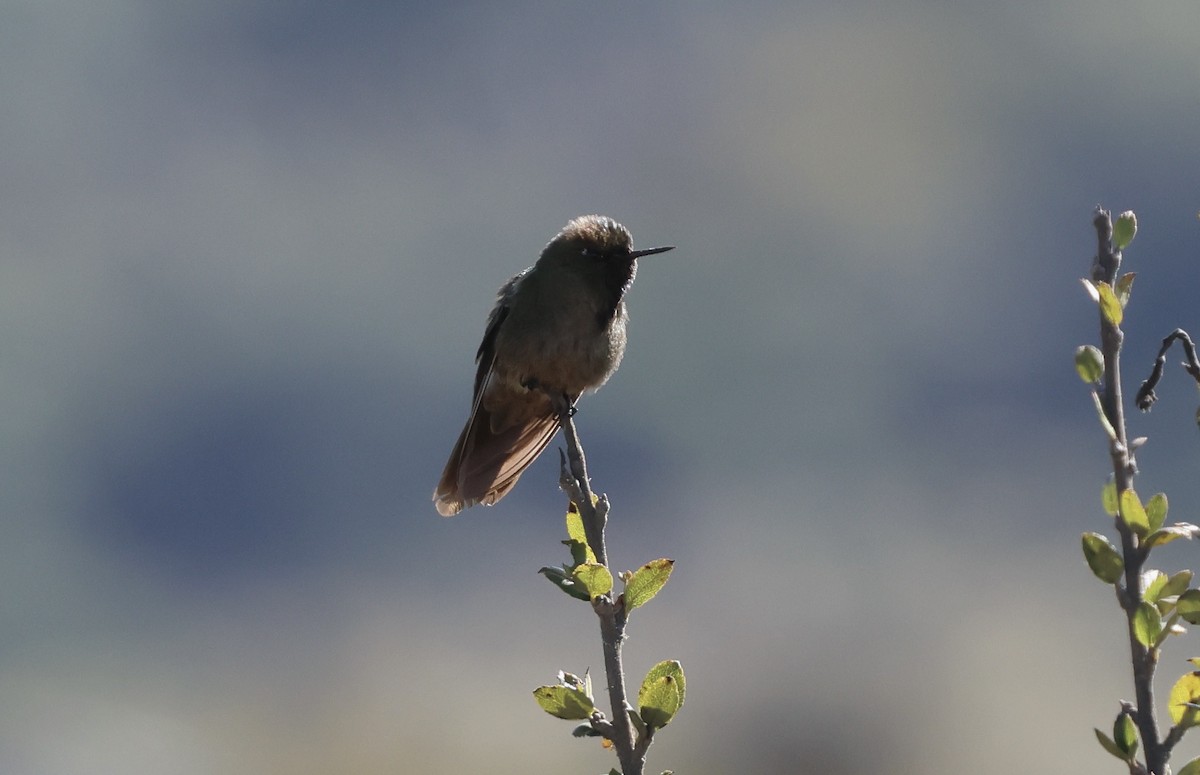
left=492, top=296, right=628, bottom=396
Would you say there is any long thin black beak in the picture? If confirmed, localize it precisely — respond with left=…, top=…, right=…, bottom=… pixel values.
left=629, top=245, right=675, bottom=259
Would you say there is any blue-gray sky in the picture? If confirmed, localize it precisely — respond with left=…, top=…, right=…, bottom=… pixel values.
left=5, top=2, right=1200, bottom=773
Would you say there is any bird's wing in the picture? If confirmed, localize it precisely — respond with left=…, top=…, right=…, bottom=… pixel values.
left=472, top=269, right=525, bottom=394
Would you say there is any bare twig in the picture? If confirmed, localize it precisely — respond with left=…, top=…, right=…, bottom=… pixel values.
left=1162, top=721, right=1188, bottom=758
left=1136, top=329, right=1200, bottom=411
left=555, top=410, right=609, bottom=567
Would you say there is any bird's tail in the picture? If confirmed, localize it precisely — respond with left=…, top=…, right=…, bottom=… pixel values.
left=433, top=392, right=563, bottom=516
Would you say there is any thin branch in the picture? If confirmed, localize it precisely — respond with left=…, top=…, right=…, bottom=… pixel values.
left=1092, top=207, right=1164, bottom=774
left=1136, top=329, right=1200, bottom=411
left=555, top=405, right=645, bottom=775
left=1161, top=721, right=1188, bottom=759
left=556, top=409, right=609, bottom=567
left=1092, top=208, right=1134, bottom=488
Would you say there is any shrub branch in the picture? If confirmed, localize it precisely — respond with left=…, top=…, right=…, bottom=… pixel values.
left=555, top=405, right=645, bottom=775
left=1090, top=207, right=1172, bottom=774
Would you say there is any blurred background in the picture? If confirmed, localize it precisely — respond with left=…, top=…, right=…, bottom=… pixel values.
left=5, top=1, right=1200, bottom=773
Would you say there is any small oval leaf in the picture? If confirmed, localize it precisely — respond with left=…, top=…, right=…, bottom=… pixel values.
left=1177, top=590, right=1200, bottom=624
left=1082, top=532, right=1124, bottom=584
left=1144, top=523, right=1200, bottom=550
left=1170, top=672, right=1200, bottom=727
left=1098, top=282, right=1123, bottom=325
left=1120, top=489, right=1150, bottom=537
left=1114, top=210, right=1138, bottom=250
left=625, top=559, right=675, bottom=611
left=572, top=562, right=614, bottom=599
left=1101, top=480, right=1119, bottom=516
left=1115, top=272, right=1136, bottom=307
left=565, top=505, right=597, bottom=564
left=1113, top=712, right=1138, bottom=757
left=1075, top=345, right=1104, bottom=384
left=1147, top=493, right=1169, bottom=532
left=534, top=685, right=595, bottom=720
left=638, top=660, right=686, bottom=730
left=1144, top=570, right=1169, bottom=604
left=1164, top=571, right=1195, bottom=599
left=1133, top=602, right=1162, bottom=647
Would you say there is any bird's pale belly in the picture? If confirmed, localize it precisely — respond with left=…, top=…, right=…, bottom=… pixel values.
left=493, top=316, right=627, bottom=397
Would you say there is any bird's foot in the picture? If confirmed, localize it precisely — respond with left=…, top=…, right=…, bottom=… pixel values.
left=521, top=378, right=576, bottom=419
left=540, top=389, right=576, bottom=420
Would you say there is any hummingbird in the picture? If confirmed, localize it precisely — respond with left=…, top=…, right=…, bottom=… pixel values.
left=433, top=215, right=674, bottom=516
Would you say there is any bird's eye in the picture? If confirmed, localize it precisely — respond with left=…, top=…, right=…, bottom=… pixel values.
left=581, top=247, right=601, bottom=259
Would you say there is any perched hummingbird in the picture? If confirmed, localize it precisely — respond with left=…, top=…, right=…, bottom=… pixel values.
left=433, top=215, right=674, bottom=516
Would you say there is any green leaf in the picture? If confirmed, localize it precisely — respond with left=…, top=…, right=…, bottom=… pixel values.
left=1120, top=489, right=1150, bottom=537
left=533, top=685, right=595, bottom=720
left=1144, top=570, right=1169, bottom=604
left=1094, top=728, right=1127, bottom=760
left=1097, top=282, right=1123, bottom=325
left=638, top=660, right=686, bottom=729
left=1115, top=272, right=1136, bottom=307
left=1133, top=602, right=1162, bottom=647
left=1178, top=590, right=1200, bottom=624
left=1101, top=480, right=1119, bottom=516
left=1114, top=210, right=1138, bottom=250
left=1147, top=493, right=1169, bottom=532
left=1113, top=712, right=1138, bottom=757
left=1177, top=757, right=1200, bottom=775
left=572, top=562, right=613, bottom=599
left=565, top=540, right=590, bottom=568
left=1164, top=570, right=1195, bottom=599
left=624, top=559, right=675, bottom=611
left=1170, top=672, right=1200, bottom=727
left=1144, top=523, right=1200, bottom=550
left=565, top=504, right=596, bottom=564
left=1074, top=345, right=1104, bottom=384
left=1091, top=391, right=1118, bottom=441
left=1081, top=532, right=1124, bottom=584
left=539, top=565, right=593, bottom=601
left=572, top=723, right=602, bottom=738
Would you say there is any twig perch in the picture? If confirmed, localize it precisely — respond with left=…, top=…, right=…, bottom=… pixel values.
left=556, top=410, right=643, bottom=775
left=1091, top=207, right=1169, bottom=774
